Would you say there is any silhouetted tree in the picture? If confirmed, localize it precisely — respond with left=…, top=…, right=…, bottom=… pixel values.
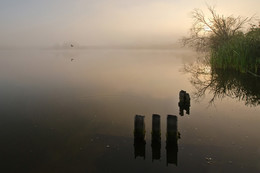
left=182, top=6, right=253, bottom=51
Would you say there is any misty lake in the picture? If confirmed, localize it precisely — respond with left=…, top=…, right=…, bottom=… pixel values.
left=0, top=49, right=259, bottom=173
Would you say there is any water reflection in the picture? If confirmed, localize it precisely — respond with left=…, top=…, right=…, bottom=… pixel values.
left=134, top=114, right=180, bottom=165
left=134, top=138, right=146, bottom=159
left=1, top=50, right=259, bottom=172
left=184, top=58, right=260, bottom=106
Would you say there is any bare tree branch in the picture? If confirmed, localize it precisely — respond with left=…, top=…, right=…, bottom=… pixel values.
left=182, top=6, right=253, bottom=51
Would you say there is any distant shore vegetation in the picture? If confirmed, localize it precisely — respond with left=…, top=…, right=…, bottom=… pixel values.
left=182, top=6, right=260, bottom=76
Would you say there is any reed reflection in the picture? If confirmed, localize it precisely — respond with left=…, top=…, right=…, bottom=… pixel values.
left=183, top=57, right=260, bottom=106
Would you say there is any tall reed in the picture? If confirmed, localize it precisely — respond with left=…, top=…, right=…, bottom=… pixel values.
left=182, top=6, right=260, bottom=75
left=210, top=28, right=260, bottom=74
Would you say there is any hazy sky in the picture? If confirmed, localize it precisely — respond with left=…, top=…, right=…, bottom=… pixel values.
left=0, top=0, right=259, bottom=47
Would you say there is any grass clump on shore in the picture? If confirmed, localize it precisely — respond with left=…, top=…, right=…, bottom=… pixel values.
left=182, top=6, right=260, bottom=75
left=211, top=27, right=260, bottom=74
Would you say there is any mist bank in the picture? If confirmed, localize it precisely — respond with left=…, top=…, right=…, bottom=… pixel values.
left=0, top=42, right=189, bottom=50
left=1, top=0, right=259, bottom=49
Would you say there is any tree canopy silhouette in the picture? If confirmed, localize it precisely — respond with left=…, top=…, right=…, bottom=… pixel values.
left=182, top=6, right=253, bottom=51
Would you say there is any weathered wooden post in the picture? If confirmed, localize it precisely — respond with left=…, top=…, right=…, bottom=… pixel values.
left=152, top=114, right=161, bottom=141
left=166, top=115, right=178, bottom=166
left=134, top=115, right=146, bottom=159
left=178, top=90, right=191, bottom=116
left=134, top=115, right=145, bottom=139
left=151, top=114, right=161, bottom=161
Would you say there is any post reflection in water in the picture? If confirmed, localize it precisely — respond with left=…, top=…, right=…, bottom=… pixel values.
left=134, top=115, right=146, bottom=159
left=166, top=115, right=179, bottom=166
left=134, top=114, right=180, bottom=165
left=151, top=114, right=161, bottom=161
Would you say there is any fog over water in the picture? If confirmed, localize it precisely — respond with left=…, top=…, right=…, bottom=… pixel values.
left=0, top=0, right=259, bottom=48
left=1, top=1, right=260, bottom=172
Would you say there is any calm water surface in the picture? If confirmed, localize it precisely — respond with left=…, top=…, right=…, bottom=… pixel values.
left=0, top=49, right=259, bottom=173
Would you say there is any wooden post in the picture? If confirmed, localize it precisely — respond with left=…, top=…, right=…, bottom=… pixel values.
left=151, top=114, right=161, bottom=161
left=152, top=114, right=161, bottom=141
left=166, top=115, right=178, bottom=166
left=134, top=115, right=145, bottom=139
left=178, top=90, right=191, bottom=116
left=167, top=115, right=178, bottom=139
left=134, top=115, right=146, bottom=159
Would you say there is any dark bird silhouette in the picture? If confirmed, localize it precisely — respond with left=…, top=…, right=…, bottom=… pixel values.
left=71, top=58, right=74, bottom=61
left=70, top=44, right=74, bottom=48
